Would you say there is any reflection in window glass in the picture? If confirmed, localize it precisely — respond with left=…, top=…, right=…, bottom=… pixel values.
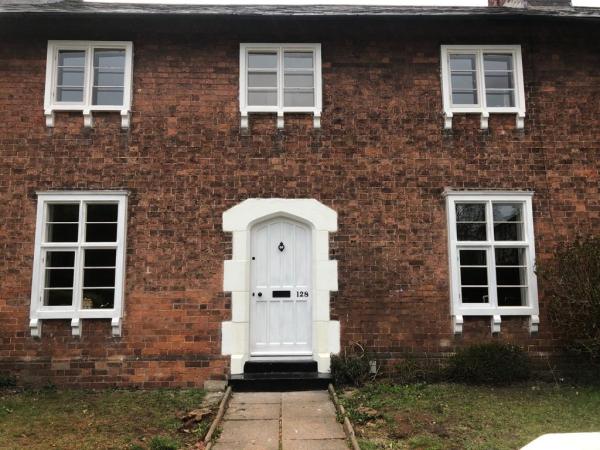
left=456, top=203, right=486, bottom=241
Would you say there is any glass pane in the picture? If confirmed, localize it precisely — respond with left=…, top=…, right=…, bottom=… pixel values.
left=485, top=73, right=514, bottom=89
left=494, top=223, right=523, bottom=241
left=284, top=52, right=313, bottom=69
left=460, top=249, right=487, bottom=266
left=461, top=287, right=489, bottom=303
left=496, top=267, right=527, bottom=286
left=82, top=289, right=114, bottom=309
left=94, top=69, right=125, bottom=87
left=94, top=49, right=125, bottom=69
left=92, top=87, right=124, bottom=106
left=57, top=87, right=83, bottom=102
left=495, top=247, right=526, bottom=266
left=87, top=204, right=118, bottom=222
left=248, top=52, right=277, bottom=69
left=46, top=224, right=78, bottom=242
left=486, top=91, right=515, bottom=108
left=456, top=204, right=486, bottom=222
left=86, top=224, right=117, bottom=242
left=484, top=54, right=513, bottom=71
left=57, top=68, right=84, bottom=87
left=493, top=203, right=522, bottom=222
left=452, top=91, right=477, bottom=105
left=46, top=251, right=75, bottom=267
left=85, top=249, right=116, bottom=267
left=498, top=287, right=526, bottom=307
left=44, top=269, right=74, bottom=288
left=48, top=204, right=79, bottom=222
left=83, top=268, right=115, bottom=287
left=451, top=73, right=477, bottom=90
left=460, top=267, right=488, bottom=286
left=284, top=73, right=314, bottom=88
left=248, top=72, right=277, bottom=88
left=44, top=289, right=73, bottom=306
left=248, top=90, right=277, bottom=106
left=284, top=91, right=314, bottom=107
left=58, top=50, right=85, bottom=67
left=457, top=223, right=487, bottom=241
left=450, top=54, right=476, bottom=71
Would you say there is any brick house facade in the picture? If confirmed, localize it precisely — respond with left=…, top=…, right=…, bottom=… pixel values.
left=1, top=1, right=599, bottom=387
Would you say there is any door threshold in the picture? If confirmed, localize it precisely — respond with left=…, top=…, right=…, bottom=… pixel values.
left=249, top=355, right=315, bottom=362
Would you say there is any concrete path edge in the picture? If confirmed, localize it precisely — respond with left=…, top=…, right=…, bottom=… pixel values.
left=328, top=383, right=361, bottom=450
left=205, top=385, right=233, bottom=449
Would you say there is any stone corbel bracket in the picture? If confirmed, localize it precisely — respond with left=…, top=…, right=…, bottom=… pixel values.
left=529, top=315, right=539, bottom=334
left=71, top=318, right=81, bottom=337
left=240, top=112, right=322, bottom=131
left=29, top=318, right=42, bottom=338
left=452, top=314, right=463, bottom=335
left=111, top=317, right=122, bottom=337
left=491, top=315, right=502, bottom=334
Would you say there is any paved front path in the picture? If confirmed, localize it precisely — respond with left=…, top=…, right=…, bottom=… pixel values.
left=213, top=390, right=348, bottom=449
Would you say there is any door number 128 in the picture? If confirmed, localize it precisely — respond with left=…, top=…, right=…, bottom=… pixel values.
left=296, top=291, right=309, bottom=298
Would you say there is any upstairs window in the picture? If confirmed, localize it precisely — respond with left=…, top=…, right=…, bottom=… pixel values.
left=44, top=41, right=133, bottom=129
left=441, top=45, right=525, bottom=130
left=239, top=43, right=322, bottom=129
left=29, top=192, right=128, bottom=337
left=445, top=191, right=539, bottom=335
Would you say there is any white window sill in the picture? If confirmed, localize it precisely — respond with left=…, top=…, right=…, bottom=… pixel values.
left=30, top=312, right=122, bottom=338
left=44, top=106, right=131, bottom=129
left=443, top=109, right=526, bottom=130
left=240, top=109, right=321, bottom=130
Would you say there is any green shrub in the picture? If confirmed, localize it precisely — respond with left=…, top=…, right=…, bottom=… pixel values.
left=394, top=355, right=445, bottom=384
left=447, top=343, right=530, bottom=385
left=331, top=343, right=374, bottom=387
left=149, top=436, right=178, bottom=450
left=0, top=374, right=17, bottom=388
left=537, top=236, right=600, bottom=361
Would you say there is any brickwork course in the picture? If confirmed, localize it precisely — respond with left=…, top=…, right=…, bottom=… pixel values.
left=1, top=14, right=599, bottom=387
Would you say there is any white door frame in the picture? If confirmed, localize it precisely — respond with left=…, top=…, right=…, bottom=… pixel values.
left=221, top=199, right=340, bottom=375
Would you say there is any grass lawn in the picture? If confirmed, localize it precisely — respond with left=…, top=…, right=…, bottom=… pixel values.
left=0, top=388, right=208, bottom=450
left=339, top=382, right=600, bottom=450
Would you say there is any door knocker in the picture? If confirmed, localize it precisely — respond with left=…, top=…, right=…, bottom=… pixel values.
left=278, top=242, right=285, bottom=252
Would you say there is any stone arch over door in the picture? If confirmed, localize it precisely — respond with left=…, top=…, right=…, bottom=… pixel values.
left=221, top=199, right=339, bottom=375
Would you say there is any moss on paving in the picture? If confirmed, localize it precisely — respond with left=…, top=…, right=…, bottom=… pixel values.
left=0, top=388, right=206, bottom=450
left=339, top=382, right=600, bottom=450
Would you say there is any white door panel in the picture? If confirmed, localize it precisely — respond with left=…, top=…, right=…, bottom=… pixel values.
left=250, top=218, right=312, bottom=355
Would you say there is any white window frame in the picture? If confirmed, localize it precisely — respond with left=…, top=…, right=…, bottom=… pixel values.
left=441, top=45, right=526, bottom=130
left=43, top=41, right=134, bottom=129
left=444, top=190, right=539, bottom=335
left=239, top=43, right=322, bottom=130
left=29, top=191, right=128, bottom=338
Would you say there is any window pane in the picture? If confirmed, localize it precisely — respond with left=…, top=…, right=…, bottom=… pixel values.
left=84, top=268, right=115, bottom=287
left=485, top=73, right=514, bottom=90
left=92, top=87, right=124, bottom=106
left=86, top=224, right=117, bottom=242
left=457, top=224, right=486, bottom=241
left=57, top=68, right=84, bottom=87
left=58, top=50, right=85, bottom=67
left=94, top=69, right=125, bottom=87
left=284, top=52, right=313, bottom=69
left=284, top=73, right=314, bottom=88
left=461, top=287, right=489, bottom=303
left=461, top=267, right=488, bottom=286
left=44, top=289, right=73, bottom=306
left=46, top=251, right=75, bottom=267
left=45, top=268, right=74, bottom=288
left=57, top=87, right=84, bottom=102
left=94, top=49, right=125, bottom=70
left=284, top=91, right=314, bottom=107
left=47, top=224, right=78, bottom=242
left=87, top=204, right=118, bottom=222
left=456, top=203, right=486, bottom=222
left=48, top=204, right=79, bottom=222
left=494, top=223, right=523, bottom=241
left=248, top=90, right=277, bottom=106
left=452, top=91, right=477, bottom=105
left=493, top=203, right=522, bottom=222
left=450, top=54, right=476, bottom=71
left=460, top=249, right=487, bottom=266
left=248, top=72, right=277, bottom=88
left=248, top=52, right=277, bottom=69
left=496, top=267, right=527, bottom=286
left=498, top=287, right=527, bottom=306
left=451, top=73, right=477, bottom=90
left=486, top=91, right=515, bottom=108
left=484, top=54, right=513, bottom=71
left=82, top=289, right=114, bottom=309
left=495, top=247, right=526, bottom=266
left=456, top=203, right=487, bottom=241
left=85, top=249, right=116, bottom=267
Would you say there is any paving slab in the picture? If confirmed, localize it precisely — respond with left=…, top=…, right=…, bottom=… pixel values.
left=283, top=439, right=349, bottom=449
left=230, top=391, right=282, bottom=404
left=281, top=390, right=330, bottom=403
left=213, top=442, right=279, bottom=450
left=282, top=416, right=346, bottom=440
left=227, top=402, right=281, bottom=420
left=282, top=400, right=336, bottom=418
left=218, top=419, right=279, bottom=445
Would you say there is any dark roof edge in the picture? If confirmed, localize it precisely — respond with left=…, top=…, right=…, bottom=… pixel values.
left=1, top=1, right=600, bottom=19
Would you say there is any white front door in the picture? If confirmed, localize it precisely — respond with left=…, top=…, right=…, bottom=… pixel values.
left=250, top=218, right=312, bottom=356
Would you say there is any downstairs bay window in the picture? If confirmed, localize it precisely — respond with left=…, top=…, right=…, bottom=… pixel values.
left=444, top=191, right=539, bottom=335
left=29, top=192, right=128, bottom=337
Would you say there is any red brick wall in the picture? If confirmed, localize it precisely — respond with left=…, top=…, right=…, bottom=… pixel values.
left=0, top=16, right=599, bottom=387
